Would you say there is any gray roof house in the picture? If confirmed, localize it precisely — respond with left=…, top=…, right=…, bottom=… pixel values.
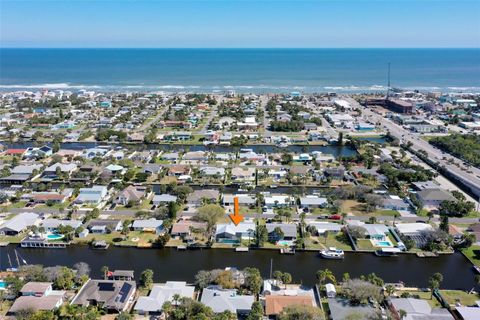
left=11, top=164, right=43, bottom=175
left=200, top=166, right=226, bottom=177
left=8, top=282, right=64, bottom=315
left=416, top=188, right=456, bottom=210
left=0, top=212, right=39, bottom=235
left=222, top=194, right=256, bottom=206
left=389, top=298, right=454, bottom=320
left=186, top=189, right=219, bottom=206
left=71, top=279, right=136, bottom=312
left=152, top=194, right=177, bottom=206
left=200, top=286, right=254, bottom=315
left=134, top=281, right=195, bottom=314
left=41, top=219, right=82, bottom=232
left=300, top=196, right=328, bottom=208
left=75, top=185, right=108, bottom=205
left=131, top=219, right=164, bottom=234
left=266, top=223, right=298, bottom=241
left=87, top=219, right=122, bottom=234
left=328, top=298, right=375, bottom=320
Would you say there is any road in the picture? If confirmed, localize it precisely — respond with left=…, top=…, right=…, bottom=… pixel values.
left=137, top=105, right=169, bottom=132
left=346, top=97, right=480, bottom=199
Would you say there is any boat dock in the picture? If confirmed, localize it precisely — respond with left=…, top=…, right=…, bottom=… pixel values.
left=235, top=247, right=249, bottom=252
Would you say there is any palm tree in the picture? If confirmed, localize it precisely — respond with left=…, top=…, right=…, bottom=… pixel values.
left=101, top=266, right=109, bottom=280
left=316, top=269, right=336, bottom=285
left=385, top=284, right=396, bottom=297
left=172, top=293, right=181, bottom=307
left=341, top=212, right=347, bottom=225
left=393, top=213, right=400, bottom=226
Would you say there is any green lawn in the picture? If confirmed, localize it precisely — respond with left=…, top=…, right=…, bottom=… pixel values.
left=356, top=239, right=375, bottom=251
left=440, top=290, right=480, bottom=306
left=0, top=233, right=26, bottom=244
left=462, top=245, right=480, bottom=266
left=399, top=291, right=442, bottom=308
left=305, top=232, right=352, bottom=251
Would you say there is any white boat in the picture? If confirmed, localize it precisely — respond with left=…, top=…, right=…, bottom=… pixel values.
left=320, top=247, right=345, bottom=259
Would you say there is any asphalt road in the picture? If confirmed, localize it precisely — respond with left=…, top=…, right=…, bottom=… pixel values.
left=347, top=97, right=480, bottom=198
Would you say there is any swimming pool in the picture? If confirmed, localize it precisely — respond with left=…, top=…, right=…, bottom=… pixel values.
left=0, top=281, right=7, bottom=289
left=46, top=233, right=65, bottom=240
left=277, top=240, right=292, bottom=246
left=373, top=240, right=393, bottom=247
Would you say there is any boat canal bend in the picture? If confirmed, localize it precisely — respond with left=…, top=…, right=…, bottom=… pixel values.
left=0, top=246, right=475, bottom=290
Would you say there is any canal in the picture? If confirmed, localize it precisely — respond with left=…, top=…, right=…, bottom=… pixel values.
left=0, top=246, right=475, bottom=290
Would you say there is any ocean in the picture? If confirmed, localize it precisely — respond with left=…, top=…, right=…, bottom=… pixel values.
left=0, top=48, right=479, bottom=93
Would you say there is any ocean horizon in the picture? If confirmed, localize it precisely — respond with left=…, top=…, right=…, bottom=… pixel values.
left=1, top=48, right=479, bottom=93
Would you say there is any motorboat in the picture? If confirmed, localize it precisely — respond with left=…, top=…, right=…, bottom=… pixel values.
left=320, top=247, right=344, bottom=259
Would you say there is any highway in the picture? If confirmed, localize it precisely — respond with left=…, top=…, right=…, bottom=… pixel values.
left=346, top=97, right=480, bottom=199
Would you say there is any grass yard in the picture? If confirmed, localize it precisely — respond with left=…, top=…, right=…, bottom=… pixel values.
left=0, top=233, right=26, bottom=244
left=356, top=239, right=375, bottom=251
left=462, top=245, right=480, bottom=266
left=440, top=290, right=480, bottom=306
left=305, top=232, right=352, bottom=251
left=398, top=291, right=442, bottom=308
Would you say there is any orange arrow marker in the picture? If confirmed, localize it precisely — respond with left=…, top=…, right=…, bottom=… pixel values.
left=229, top=196, right=244, bottom=226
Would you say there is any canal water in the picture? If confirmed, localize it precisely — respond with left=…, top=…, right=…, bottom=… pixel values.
left=0, top=246, right=475, bottom=290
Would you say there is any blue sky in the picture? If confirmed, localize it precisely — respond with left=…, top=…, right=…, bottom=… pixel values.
left=1, top=0, right=479, bottom=48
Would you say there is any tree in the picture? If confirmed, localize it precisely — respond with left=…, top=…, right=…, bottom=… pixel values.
left=54, top=266, right=76, bottom=290
left=347, top=225, right=367, bottom=240
left=244, top=267, right=262, bottom=296
left=385, top=284, right=396, bottom=296
left=247, top=301, right=264, bottom=320
left=399, top=309, right=407, bottom=319
left=271, top=226, right=284, bottom=243
left=254, top=224, right=268, bottom=247
left=117, top=312, right=133, bottom=320
left=281, top=272, right=292, bottom=289
left=195, top=204, right=224, bottom=231
left=140, top=269, right=154, bottom=289
left=155, top=234, right=171, bottom=248
left=101, top=266, right=109, bottom=280
left=73, top=262, right=91, bottom=278
left=342, top=279, right=383, bottom=304
left=278, top=304, right=323, bottom=320
left=316, top=269, right=336, bottom=285
left=273, top=270, right=283, bottom=282
left=428, top=272, right=443, bottom=299
left=195, top=270, right=217, bottom=289
left=439, top=215, right=449, bottom=232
